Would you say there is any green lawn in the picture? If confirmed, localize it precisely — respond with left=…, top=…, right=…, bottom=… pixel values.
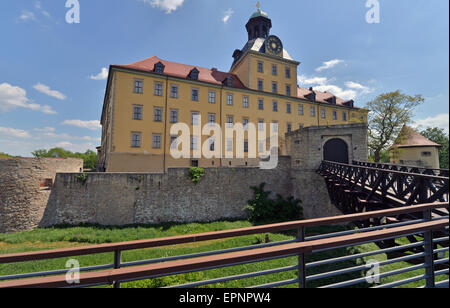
left=0, top=222, right=448, bottom=288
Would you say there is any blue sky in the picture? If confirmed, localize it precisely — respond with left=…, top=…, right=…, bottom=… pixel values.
left=0, top=0, right=448, bottom=157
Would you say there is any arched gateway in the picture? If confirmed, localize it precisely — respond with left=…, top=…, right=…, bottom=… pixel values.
left=323, top=138, right=349, bottom=164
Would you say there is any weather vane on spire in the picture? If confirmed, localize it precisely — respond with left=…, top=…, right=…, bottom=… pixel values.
left=256, top=1, right=261, bottom=12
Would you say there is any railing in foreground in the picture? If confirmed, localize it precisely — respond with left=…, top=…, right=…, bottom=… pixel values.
left=353, top=161, right=449, bottom=178
left=0, top=203, right=448, bottom=289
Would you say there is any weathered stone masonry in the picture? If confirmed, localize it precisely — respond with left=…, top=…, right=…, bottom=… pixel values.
left=0, top=124, right=367, bottom=233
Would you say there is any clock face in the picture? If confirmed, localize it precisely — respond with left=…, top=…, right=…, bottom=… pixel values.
left=265, top=36, right=283, bottom=56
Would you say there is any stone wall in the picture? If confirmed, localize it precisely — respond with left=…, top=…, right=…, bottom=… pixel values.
left=0, top=158, right=83, bottom=233
left=40, top=157, right=293, bottom=227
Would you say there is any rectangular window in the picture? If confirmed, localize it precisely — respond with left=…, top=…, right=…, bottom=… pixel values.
left=208, top=113, right=216, bottom=126
left=154, top=107, right=163, bottom=122
left=285, top=67, right=291, bottom=79
left=133, top=105, right=143, bottom=120
left=209, top=138, right=215, bottom=152
left=152, top=134, right=162, bottom=149
left=272, top=101, right=278, bottom=112
left=272, top=64, right=278, bottom=76
left=208, top=90, right=216, bottom=103
left=134, top=79, right=143, bottom=94
left=244, top=141, right=249, bottom=153
left=243, top=96, right=249, bottom=108
left=258, top=79, right=264, bottom=91
left=170, top=135, right=178, bottom=150
left=343, top=111, right=347, bottom=121
left=287, top=103, right=292, bottom=114
left=227, top=93, right=234, bottom=106
left=191, top=112, right=200, bottom=126
left=272, top=82, right=278, bottom=93
left=258, top=119, right=264, bottom=131
left=190, top=136, right=199, bottom=150
left=226, top=138, right=233, bottom=152
left=192, top=88, right=199, bottom=101
left=321, top=108, right=326, bottom=119
left=299, top=104, right=304, bottom=115
left=333, top=110, right=337, bottom=120
left=286, top=85, right=291, bottom=96
left=287, top=123, right=292, bottom=133
left=243, top=117, right=249, bottom=129
left=310, top=106, right=316, bottom=117
left=226, top=115, right=234, bottom=128
left=258, top=99, right=264, bottom=110
left=257, top=61, right=264, bottom=73
left=258, top=141, right=265, bottom=154
left=170, top=85, right=178, bottom=98
left=154, top=82, right=163, bottom=96
left=170, top=109, right=179, bottom=123
left=131, top=132, right=141, bottom=148
left=273, top=122, right=279, bottom=133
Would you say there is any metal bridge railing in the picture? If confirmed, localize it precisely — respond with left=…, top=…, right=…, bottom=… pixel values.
left=353, top=161, right=449, bottom=178
left=0, top=202, right=448, bottom=289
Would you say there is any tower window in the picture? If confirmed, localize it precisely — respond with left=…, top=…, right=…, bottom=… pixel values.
left=285, top=67, right=291, bottom=79
left=257, top=62, right=264, bottom=73
left=286, top=85, right=291, bottom=96
left=287, top=103, right=292, bottom=114
left=272, top=65, right=278, bottom=76
left=258, top=79, right=264, bottom=91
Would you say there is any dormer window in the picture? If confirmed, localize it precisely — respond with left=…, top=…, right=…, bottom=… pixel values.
left=154, top=62, right=165, bottom=74
left=306, top=90, right=316, bottom=102
left=225, top=76, right=234, bottom=87
left=326, top=96, right=337, bottom=105
left=344, top=100, right=354, bottom=108
left=188, top=68, right=199, bottom=80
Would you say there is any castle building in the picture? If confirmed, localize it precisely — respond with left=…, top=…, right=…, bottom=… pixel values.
left=98, top=7, right=369, bottom=172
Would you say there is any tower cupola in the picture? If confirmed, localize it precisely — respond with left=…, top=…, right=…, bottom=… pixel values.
left=246, top=2, right=272, bottom=40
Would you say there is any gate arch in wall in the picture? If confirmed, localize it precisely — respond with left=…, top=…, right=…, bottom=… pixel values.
left=323, top=138, right=349, bottom=164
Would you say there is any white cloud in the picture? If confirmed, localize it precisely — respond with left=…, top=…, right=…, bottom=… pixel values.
left=33, top=83, right=66, bottom=100
left=414, top=113, right=449, bottom=134
left=33, top=127, right=55, bottom=133
left=19, top=11, right=36, bottom=21
left=62, top=120, right=101, bottom=131
left=223, top=9, right=234, bottom=24
left=89, top=67, right=109, bottom=81
left=0, top=127, right=31, bottom=139
left=314, top=85, right=358, bottom=101
left=0, top=83, right=57, bottom=114
left=345, top=81, right=373, bottom=95
left=298, top=75, right=328, bottom=86
left=315, top=59, right=344, bottom=72
left=141, top=0, right=185, bottom=13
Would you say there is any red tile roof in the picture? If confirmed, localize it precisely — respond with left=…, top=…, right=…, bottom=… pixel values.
left=115, top=56, right=357, bottom=108
left=392, top=125, right=442, bottom=148
left=115, top=56, right=247, bottom=89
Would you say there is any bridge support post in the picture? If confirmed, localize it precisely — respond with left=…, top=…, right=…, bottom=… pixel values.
left=297, top=227, right=306, bottom=288
left=423, top=210, right=435, bottom=288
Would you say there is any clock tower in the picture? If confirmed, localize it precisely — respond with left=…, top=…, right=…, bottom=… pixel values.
left=230, top=4, right=300, bottom=96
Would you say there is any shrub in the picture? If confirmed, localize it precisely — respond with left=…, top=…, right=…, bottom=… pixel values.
left=189, top=167, right=205, bottom=184
left=244, top=183, right=303, bottom=224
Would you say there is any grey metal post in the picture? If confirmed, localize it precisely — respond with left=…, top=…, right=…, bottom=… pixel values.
left=423, top=210, right=435, bottom=288
left=113, top=250, right=122, bottom=289
left=297, top=227, right=306, bottom=288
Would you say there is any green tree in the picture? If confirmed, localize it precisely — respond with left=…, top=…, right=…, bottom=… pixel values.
left=0, top=152, right=14, bottom=158
left=367, top=90, right=424, bottom=162
left=420, top=127, right=449, bottom=169
left=31, top=148, right=98, bottom=170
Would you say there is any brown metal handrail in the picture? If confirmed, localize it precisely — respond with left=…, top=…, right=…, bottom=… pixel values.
left=0, top=219, right=447, bottom=288
left=0, top=203, right=448, bottom=265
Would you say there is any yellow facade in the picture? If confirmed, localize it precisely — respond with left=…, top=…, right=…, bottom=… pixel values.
left=99, top=9, right=369, bottom=172
left=390, top=146, right=440, bottom=169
